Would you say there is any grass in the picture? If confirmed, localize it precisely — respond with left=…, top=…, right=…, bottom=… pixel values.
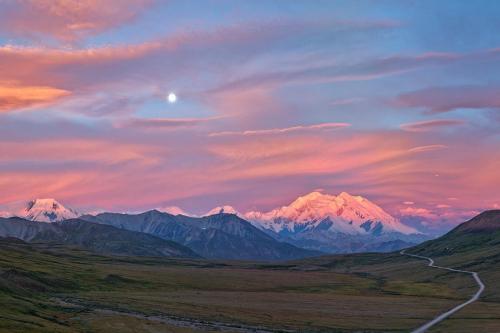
left=0, top=239, right=498, bottom=332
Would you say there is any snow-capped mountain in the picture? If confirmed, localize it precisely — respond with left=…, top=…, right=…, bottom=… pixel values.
left=204, top=205, right=239, bottom=216
left=157, top=205, right=239, bottom=217
left=158, top=206, right=190, bottom=216
left=246, top=191, right=417, bottom=235
left=18, top=198, right=80, bottom=222
left=244, top=191, right=424, bottom=253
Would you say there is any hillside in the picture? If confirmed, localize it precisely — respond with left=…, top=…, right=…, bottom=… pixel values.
left=0, top=217, right=199, bottom=258
left=411, top=210, right=500, bottom=258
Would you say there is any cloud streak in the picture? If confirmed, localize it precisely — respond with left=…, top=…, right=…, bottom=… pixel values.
left=120, top=116, right=222, bottom=129
left=209, top=122, right=351, bottom=137
left=407, top=145, right=448, bottom=153
left=395, top=85, right=500, bottom=113
left=400, top=119, right=465, bottom=132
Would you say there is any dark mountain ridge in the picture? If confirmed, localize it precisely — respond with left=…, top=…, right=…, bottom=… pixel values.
left=82, top=210, right=321, bottom=260
left=0, top=217, right=199, bottom=258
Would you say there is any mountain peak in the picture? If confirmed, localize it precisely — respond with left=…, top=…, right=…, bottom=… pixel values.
left=300, top=191, right=327, bottom=200
left=22, top=198, right=79, bottom=223
left=338, top=191, right=363, bottom=202
left=27, top=198, right=59, bottom=210
left=246, top=191, right=418, bottom=236
left=292, top=191, right=363, bottom=208
left=205, top=205, right=239, bottom=216
left=158, top=206, right=189, bottom=216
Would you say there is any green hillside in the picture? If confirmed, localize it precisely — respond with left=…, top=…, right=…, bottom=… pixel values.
left=411, top=210, right=500, bottom=258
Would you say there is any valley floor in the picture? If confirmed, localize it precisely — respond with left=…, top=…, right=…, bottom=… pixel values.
left=0, top=241, right=498, bottom=333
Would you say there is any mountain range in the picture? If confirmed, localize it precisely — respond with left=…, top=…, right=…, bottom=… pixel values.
left=0, top=199, right=320, bottom=260
left=0, top=193, right=429, bottom=258
left=81, top=210, right=320, bottom=260
left=243, top=191, right=426, bottom=252
left=0, top=217, right=199, bottom=258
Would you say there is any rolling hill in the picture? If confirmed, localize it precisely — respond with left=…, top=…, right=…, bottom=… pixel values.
left=410, top=210, right=500, bottom=258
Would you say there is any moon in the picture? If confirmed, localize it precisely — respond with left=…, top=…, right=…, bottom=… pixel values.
left=167, top=92, right=177, bottom=103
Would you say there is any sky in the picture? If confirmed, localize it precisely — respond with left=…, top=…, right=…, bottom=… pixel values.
left=0, top=0, right=499, bottom=233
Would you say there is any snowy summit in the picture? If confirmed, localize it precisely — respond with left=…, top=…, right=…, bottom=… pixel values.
left=245, top=191, right=417, bottom=235
left=20, top=198, right=80, bottom=223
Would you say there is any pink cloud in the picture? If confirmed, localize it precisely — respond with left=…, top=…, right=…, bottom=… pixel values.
left=0, top=138, right=163, bottom=165
left=407, top=145, right=448, bottom=153
left=0, top=123, right=498, bottom=225
left=0, top=83, right=70, bottom=111
left=400, top=206, right=438, bottom=220
left=436, top=204, right=451, bottom=208
left=0, top=18, right=499, bottom=224
left=400, top=119, right=465, bottom=132
left=0, top=0, right=154, bottom=42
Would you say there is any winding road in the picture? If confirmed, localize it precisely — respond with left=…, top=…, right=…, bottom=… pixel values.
left=400, top=250, right=485, bottom=333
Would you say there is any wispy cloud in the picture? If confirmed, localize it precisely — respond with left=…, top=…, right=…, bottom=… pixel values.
left=400, top=119, right=465, bottom=132
left=395, top=85, right=500, bottom=113
left=211, top=52, right=458, bottom=93
left=407, top=145, right=448, bottom=153
left=209, top=122, right=351, bottom=137
left=119, top=116, right=222, bottom=129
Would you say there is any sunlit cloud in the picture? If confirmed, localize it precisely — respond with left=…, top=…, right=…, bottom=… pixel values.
left=436, top=204, right=451, bottom=208
left=0, top=84, right=70, bottom=111
left=400, top=119, right=465, bottom=132
left=0, top=0, right=154, bottom=42
left=407, top=145, right=448, bottom=153
left=0, top=2, right=499, bottom=231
